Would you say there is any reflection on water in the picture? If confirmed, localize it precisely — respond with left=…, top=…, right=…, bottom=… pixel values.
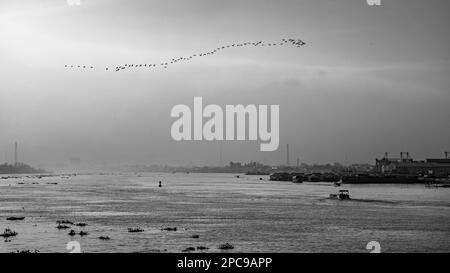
left=0, top=172, right=449, bottom=253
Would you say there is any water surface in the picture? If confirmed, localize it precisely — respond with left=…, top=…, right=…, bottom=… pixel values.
left=0, top=172, right=449, bottom=253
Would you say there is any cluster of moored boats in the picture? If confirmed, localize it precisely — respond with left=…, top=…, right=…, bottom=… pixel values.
left=268, top=172, right=450, bottom=185
left=269, top=172, right=340, bottom=183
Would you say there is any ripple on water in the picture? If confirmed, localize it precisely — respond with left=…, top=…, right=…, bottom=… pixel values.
left=71, top=211, right=151, bottom=217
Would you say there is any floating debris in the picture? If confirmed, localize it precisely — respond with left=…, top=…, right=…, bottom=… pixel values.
left=1, top=176, right=20, bottom=179
left=56, top=224, right=71, bottom=230
left=79, top=231, right=88, bottom=236
left=6, top=217, right=25, bottom=221
left=128, top=227, right=144, bottom=233
left=68, top=230, right=76, bottom=236
left=99, top=236, right=111, bottom=240
left=0, top=228, right=18, bottom=238
left=161, top=227, right=177, bottom=231
left=192, top=234, right=200, bottom=239
left=10, top=249, right=39, bottom=253
left=75, top=222, right=87, bottom=227
left=196, top=246, right=209, bottom=250
left=182, top=247, right=196, bottom=252
left=218, top=243, right=234, bottom=250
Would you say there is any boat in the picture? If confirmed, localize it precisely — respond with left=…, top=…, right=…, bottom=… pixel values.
left=342, top=173, right=421, bottom=184
left=421, top=176, right=450, bottom=185
left=245, top=170, right=270, bottom=175
left=306, top=173, right=321, bottom=182
left=329, top=190, right=351, bottom=200
left=321, top=173, right=341, bottom=182
left=269, top=172, right=292, bottom=181
left=6, top=216, right=25, bottom=221
left=292, top=173, right=305, bottom=183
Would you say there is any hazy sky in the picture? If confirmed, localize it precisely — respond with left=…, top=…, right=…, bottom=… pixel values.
left=0, top=0, right=449, bottom=167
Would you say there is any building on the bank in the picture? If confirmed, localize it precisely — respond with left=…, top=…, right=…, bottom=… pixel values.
left=375, top=152, right=450, bottom=177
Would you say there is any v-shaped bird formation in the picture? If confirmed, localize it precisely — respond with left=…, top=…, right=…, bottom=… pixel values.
left=64, top=38, right=305, bottom=72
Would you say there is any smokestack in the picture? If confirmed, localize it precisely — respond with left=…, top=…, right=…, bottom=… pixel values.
left=286, top=144, right=290, bottom=166
left=14, top=141, right=18, bottom=166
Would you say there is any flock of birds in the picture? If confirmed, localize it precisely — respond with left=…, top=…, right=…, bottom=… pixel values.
left=64, top=38, right=305, bottom=72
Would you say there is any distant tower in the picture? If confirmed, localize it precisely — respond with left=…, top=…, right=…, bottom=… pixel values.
left=14, top=141, right=18, bottom=166
left=400, top=151, right=409, bottom=161
left=286, top=144, right=290, bottom=166
left=296, top=158, right=300, bottom=168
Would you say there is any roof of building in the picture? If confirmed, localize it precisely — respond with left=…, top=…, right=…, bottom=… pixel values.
left=395, top=162, right=450, bottom=168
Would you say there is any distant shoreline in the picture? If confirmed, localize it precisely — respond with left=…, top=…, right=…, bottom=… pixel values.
left=0, top=163, right=48, bottom=175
